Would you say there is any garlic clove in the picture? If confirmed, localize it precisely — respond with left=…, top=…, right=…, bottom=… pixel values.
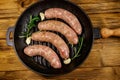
left=26, top=37, right=32, bottom=45
left=39, top=12, right=45, bottom=21
left=63, top=58, right=71, bottom=64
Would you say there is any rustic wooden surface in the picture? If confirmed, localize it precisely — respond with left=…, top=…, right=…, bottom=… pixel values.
left=0, top=0, right=120, bottom=80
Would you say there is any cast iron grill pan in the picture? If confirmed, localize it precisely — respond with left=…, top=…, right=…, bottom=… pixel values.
left=13, top=0, right=93, bottom=76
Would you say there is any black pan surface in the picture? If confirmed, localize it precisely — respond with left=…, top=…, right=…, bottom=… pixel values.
left=14, top=0, right=93, bottom=76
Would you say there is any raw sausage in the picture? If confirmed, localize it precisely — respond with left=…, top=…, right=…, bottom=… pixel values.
left=38, top=20, right=78, bottom=44
left=31, top=31, right=70, bottom=60
left=45, top=8, right=82, bottom=34
left=24, top=45, right=62, bottom=68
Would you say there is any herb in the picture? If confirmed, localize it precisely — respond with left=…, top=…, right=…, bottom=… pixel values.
left=71, top=37, right=84, bottom=60
left=19, top=15, right=40, bottom=38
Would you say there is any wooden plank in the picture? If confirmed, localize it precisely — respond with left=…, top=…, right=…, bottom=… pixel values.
left=0, top=19, right=17, bottom=29
left=0, top=40, right=13, bottom=50
left=79, top=2, right=120, bottom=14
left=0, top=67, right=116, bottom=80
left=0, top=13, right=19, bottom=19
left=0, top=2, right=18, bottom=10
left=0, top=61, right=26, bottom=71
left=0, top=30, right=7, bottom=39
left=0, top=49, right=28, bottom=71
left=70, top=0, right=120, bottom=4
left=0, top=0, right=38, bottom=19
left=0, top=52, right=27, bottom=71
left=89, top=13, right=120, bottom=28
left=13, top=1, right=120, bottom=14
left=0, top=19, right=16, bottom=39
left=0, top=64, right=27, bottom=72
left=0, top=9, right=18, bottom=14
left=0, top=18, right=17, bottom=23
left=113, top=67, right=120, bottom=80
left=0, top=0, right=119, bottom=14
left=0, top=0, right=17, bottom=3
left=0, top=30, right=13, bottom=39
left=100, top=38, right=120, bottom=66
left=0, top=40, right=27, bottom=71
left=0, top=0, right=119, bottom=20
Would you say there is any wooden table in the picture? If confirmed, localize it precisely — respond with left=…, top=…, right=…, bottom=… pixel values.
left=0, top=0, right=120, bottom=80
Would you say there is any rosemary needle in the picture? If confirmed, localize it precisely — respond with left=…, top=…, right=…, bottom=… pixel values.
left=71, top=37, right=84, bottom=60
left=19, top=15, right=40, bottom=38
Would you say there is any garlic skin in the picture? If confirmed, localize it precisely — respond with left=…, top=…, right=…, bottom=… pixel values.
left=39, top=12, right=45, bottom=21
left=63, top=58, right=71, bottom=64
left=26, top=37, right=32, bottom=45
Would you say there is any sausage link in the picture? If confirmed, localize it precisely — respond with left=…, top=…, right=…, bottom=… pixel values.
left=38, top=20, right=78, bottom=44
left=24, top=45, right=62, bottom=68
left=31, top=32, right=70, bottom=60
left=45, top=8, right=82, bottom=34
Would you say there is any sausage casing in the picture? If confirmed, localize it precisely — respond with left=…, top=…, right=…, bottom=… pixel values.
left=24, top=45, right=62, bottom=68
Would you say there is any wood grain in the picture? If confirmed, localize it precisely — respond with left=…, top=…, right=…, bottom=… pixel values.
left=70, top=0, right=120, bottom=4
left=113, top=67, right=120, bottom=80
left=0, top=40, right=27, bottom=71
left=0, top=0, right=120, bottom=79
left=0, top=67, right=117, bottom=80
left=101, top=38, right=120, bottom=66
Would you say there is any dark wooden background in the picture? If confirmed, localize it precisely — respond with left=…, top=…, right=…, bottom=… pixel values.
left=0, top=0, right=120, bottom=80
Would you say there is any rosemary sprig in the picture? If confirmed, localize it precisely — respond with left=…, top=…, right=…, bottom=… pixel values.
left=19, top=15, right=40, bottom=38
left=71, top=37, right=84, bottom=60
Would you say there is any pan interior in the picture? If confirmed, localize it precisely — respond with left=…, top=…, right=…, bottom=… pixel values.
left=14, top=0, right=93, bottom=76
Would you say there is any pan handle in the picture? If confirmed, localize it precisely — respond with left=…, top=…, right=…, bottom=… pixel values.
left=101, top=28, right=120, bottom=38
left=6, top=27, right=14, bottom=47
left=93, top=28, right=120, bottom=39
